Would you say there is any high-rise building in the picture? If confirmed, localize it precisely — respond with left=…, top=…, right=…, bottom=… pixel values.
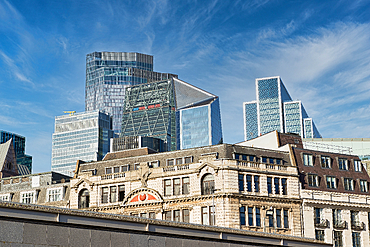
left=85, top=52, right=177, bottom=134
left=121, top=78, right=223, bottom=151
left=51, top=110, right=114, bottom=176
left=243, top=76, right=321, bottom=140
left=0, top=130, right=32, bottom=172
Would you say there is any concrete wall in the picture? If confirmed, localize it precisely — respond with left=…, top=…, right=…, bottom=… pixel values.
left=0, top=202, right=329, bottom=247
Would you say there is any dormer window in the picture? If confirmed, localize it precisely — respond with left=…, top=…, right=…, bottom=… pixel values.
left=338, top=158, right=348, bottom=170
left=321, top=156, right=331, bottom=168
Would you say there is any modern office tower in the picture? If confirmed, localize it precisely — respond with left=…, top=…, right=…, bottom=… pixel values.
left=121, top=78, right=223, bottom=151
left=111, top=136, right=166, bottom=153
left=0, top=130, right=32, bottom=172
left=243, top=76, right=321, bottom=140
left=85, top=51, right=177, bottom=134
left=51, top=110, right=114, bottom=176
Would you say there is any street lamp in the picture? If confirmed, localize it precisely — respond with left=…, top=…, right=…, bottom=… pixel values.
left=265, top=208, right=274, bottom=233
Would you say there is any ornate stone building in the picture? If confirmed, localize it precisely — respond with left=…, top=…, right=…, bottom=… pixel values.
left=70, top=142, right=303, bottom=236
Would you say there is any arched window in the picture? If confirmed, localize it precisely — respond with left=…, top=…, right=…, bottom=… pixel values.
left=78, top=189, right=90, bottom=209
left=201, top=174, right=215, bottom=195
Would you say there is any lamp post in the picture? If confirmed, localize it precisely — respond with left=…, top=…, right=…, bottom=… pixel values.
left=265, top=208, right=274, bottom=233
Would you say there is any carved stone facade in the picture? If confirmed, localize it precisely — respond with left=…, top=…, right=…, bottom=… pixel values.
left=70, top=144, right=303, bottom=236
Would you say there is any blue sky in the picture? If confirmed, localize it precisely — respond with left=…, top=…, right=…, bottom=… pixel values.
left=1, top=0, right=370, bottom=173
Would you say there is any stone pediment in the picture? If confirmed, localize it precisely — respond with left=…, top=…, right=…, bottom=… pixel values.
left=123, top=187, right=163, bottom=205
left=71, top=178, right=94, bottom=190
left=195, top=163, right=219, bottom=175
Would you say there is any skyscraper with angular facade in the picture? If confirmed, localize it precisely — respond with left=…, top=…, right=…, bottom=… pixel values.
left=0, top=130, right=32, bottom=172
left=243, top=76, right=321, bottom=140
left=51, top=110, right=113, bottom=176
left=85, top=52, right=177, bottom=134
left=121, top=78, right=222, bottom=151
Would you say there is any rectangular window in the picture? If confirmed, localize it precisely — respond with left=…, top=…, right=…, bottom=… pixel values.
left=140, top=213, right=147, bottom=218
left=114, top=166, right=120, bottom=173
left=338, top=158, right=348, bottom=170
left=269, top=158, right=274, bottom=164
left=254, top=176, right=260, bottom=192
left=352, top=232, right=361, bottom=247
left=276, top=209, right=281, bottom=228
left=315, top=208, right=322, bottom=224
left=234, top=154, right=240, bottom=160
left=0, top=194, right=10, bottom=201
left=101, top=187, right=108, bottom=203
left=274, top=178, right=280, bottom=194
left=351, top=211, right=359, bottom=226
left=164, top=179, right=171, bottom=196
left=163, top=211, right=171, bottom=221
left=240, top=206, right=246, bottom=225
left=121, top=165, right=129, bottom=172
left=176, top=158, right=183, bottom=165
left=267, top=177, right=272, bottom=194
left=174, top=210, right=181, bottom=222
left=238, top=174, right=244, bottom=191
left=149, top=212, right=156, bottom=219
left=210, top=206, right=215, bottom=226
left=262, top=157, right=267, bottom=163
left=354, top=160, right=362, bottom=172
left=283, top=209, right=289, bottom=228
left=173, top=178, right=180, bottom=195
left=268, top=210, right=274, bottom=227
left=344, top=178, right=354, bottom=191
left=246, top=175, right=252, bottom=192
left=202, top=207, right=209, bottom=225
left=303, top=154, right=313, bottom=166
left=105, top=168, right=112, bottom=174
left=110, top=186, right=117, bottom=203
left=321, top=156, right=331, bottom=168
left=249, top=156, right=255, bottom=162
left=184, top=156, right=192, bottom=164
left=182, top=177, right=190, bottom=195
left=326, top=176, right=337, bottom=189
left=150, top=161, right=159, bottom=168
left=242, top=155, right=247, bottom=160
left=47, top=188, right=62, bottom=202
left=308, top=174, right=319, bottom=187
left=315, top=230, right=325, bottom=241
left=167, top=159, right=174, bottom=166
left=281, top=178, right=287, bottom=195
left=333, top=209, right=342, bottom=227
left=360, top=180, right=368, bottom=192
left=256, top=207, right=261, bottom=226
left=134, top=163, right=140, bottom=170
left=183, top=209, right=190, bottom=223
left=248, top=207, right=253, bottom=226
left=276, top=159, right=281, bottom=165
left=333, top=231, right=343, bottom=247
left=118, top=185, right=125, bottom=201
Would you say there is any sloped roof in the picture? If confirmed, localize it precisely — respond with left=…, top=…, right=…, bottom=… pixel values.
left=17, top=164, right=31, bottom=175
left=0, top=139, right=13, bottom=170
left=173, top=78, right=217, bottom=110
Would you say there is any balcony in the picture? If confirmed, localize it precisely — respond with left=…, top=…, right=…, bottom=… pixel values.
left=351, top=221, right=365, bottom=231
left=101, top=172, right=126, bottom=180
left=315, top=219, right=329, bottom=228
left=333, top=220, right=347, bottom=229
left=162, top=164, right=190, bottom=173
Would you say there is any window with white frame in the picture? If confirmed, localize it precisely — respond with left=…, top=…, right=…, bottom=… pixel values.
left=360, top=180, right=368, bottom=192
left=167, top=159, right=174, bottom=166
left=0, top=194, right=10, bottom=201
left=326, top=176, right=337, bottom=189
left=121, top=165, right=130, bottom=172
left=344, top=178, right=354, bottom=191
left=184, top=156, right=193, bottom=164
left=47, top=188, right=63, bottom=202
left=338, top=158, right=348, bottom=170
left=21, top=192, right=35, bottom=204
left=321, top=156, right=331, bottom=168
left=303, top=154, right=314, bottom=166
left=354, top=160, right=362, bottom=172
left=149, top=161, right=159, bottom=168
left=308, top=174, right=319, bottom=187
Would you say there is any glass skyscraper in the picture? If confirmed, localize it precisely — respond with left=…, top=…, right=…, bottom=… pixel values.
left=0, top=130, right=32, bottom=172
left=243, top=76, right=321, bottom=140
left=121, top=78, right=223, bottom=151
left=51, top=110, right=113, bottom=176
left=85, top=52, right=177, bottom=134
